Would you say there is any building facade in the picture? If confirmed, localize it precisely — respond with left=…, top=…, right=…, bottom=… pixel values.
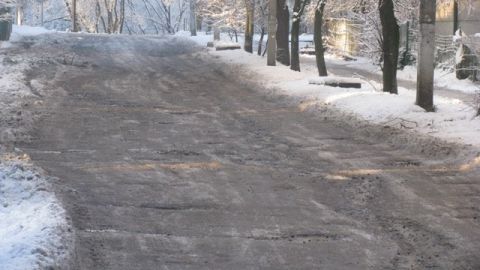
left=436, top=0, right=480, bottom=36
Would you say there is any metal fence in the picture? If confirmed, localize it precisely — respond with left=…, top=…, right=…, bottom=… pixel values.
left=454, top=34, right=480, bottom=80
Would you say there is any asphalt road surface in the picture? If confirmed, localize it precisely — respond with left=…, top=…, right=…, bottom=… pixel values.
left=12, top=33, right=480, bottom=269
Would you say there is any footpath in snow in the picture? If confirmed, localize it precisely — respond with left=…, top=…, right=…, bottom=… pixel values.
left=0, top=26, right=71, bottom=269
left=181, top=32, right=480, bottom=156
left=304, top=54, right=480, bottom=95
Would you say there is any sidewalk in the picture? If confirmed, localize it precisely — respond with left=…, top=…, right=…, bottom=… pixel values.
left=300, top=55, right=478, bottom=106
left=186, top=32, right=480, bottom=151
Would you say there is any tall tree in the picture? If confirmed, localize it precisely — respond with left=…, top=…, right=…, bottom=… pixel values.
left=314, top=0, right=327, bottom=76
left=267, top=0, right=277, bottom=65
left=72, top=0, right=77, bottom=31
left=244, top=0, right=254, bottom=53
left=379, top=0, right=399, bottom=94
left=255, top=0, right=268, bottom=56
left=453, top=0, right=458, bottom=34
left=276, top=0, right=290, bottom=65
left=198, top=0, right=244, bottom=37
left=190, top=0, right=197, bottom=36
left=96, top=0, right=126, bottom=33
left=416, top=0, right=436, bottom=111
left=16, top=0, right=25, bottom=25
left=290, top=0, right=309, bottom=71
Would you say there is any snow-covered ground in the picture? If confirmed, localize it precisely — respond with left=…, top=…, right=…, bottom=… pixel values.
left=0, top=26, right=48, bottom=144
left=0, top=154, right=71, bottom=270
left=184, top=32, right=480, bottom=150
left=1, top=25, right=54, bottom=49
left=314, top=54, right=480, bottom=94
left=0, top=26, right=71, bottom=269
left=181, top=31, right=479, bottom=94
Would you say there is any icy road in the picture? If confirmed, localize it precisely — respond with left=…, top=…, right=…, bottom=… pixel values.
left=12, top=33, right=480, bottom=269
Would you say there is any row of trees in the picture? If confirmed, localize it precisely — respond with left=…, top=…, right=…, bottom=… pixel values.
left=6, top=0, right=476, bottom=111
left=200, top=0, right=474, bottom=112
left=11, top=0, right=192, bottom=34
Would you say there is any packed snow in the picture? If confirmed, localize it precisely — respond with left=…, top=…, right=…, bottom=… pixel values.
left=186, top=33, right=480, bottom=149
left=1, top=25, right=54, bottom=48
left=11, top=25, right=54, bottom=38
left=0, top=26, right=52, bottom=143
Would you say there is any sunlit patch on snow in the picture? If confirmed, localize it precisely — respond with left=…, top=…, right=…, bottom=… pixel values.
left=324, top=92, right=366, bottom=104
left=81, top=161, right=223, bottom=172
left=298, top=99, right=320, bottom=112
left=235, top=108, right=292, bottom=115
left=329, top=157, right=480, bottom=178
left=459, top=156, right=480, bottom=172
left=1, top=153, right=31, bottom=162
left=334, top=169, right=383, bottom=176
left=325, top=174, right=350, bottom=181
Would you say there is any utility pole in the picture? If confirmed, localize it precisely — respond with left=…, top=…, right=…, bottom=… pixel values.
left=416, top=0, right=436, bottom=112
left=72, top=0, right=78, bottom=32
left=267, top=0, right=277, bottom=66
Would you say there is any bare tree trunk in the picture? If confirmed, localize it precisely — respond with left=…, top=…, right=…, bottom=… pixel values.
left=167, top=6, right=172, bottom=34
left=96, top=0, right=106, bottom=33
left=190, top=0, right=197, bottom=36
left=276, top=0, right=290, bottom=65
left=290, top=20, right=300, bottom=71
left=244, top=0, right=254, bottom=53
left=72, top=0, right=78, bottom=32
left=314, top=1, right=327, bottom=77
left=379, top=0, right=399, bottom=94
left=290, top=0, right=303, bottom=72
left=40, top=1, right=44, bottom=26
left=267, top=0, right=277, bottom=66
left=453, top=0, right=458, bottom=34
left=196, top=15, right=203, bottom=31
left=197, top=16, right=202, bottom=31
left=416, top=0, right=436, bottom=111
left=214, top=27, right=220, bottom=40
left=119, top=0, right=125, bottom=33
left=16, top=4, right=23, bottom=25
left=105, top=0, right=113, bottom=33
left=258, top=27, right=265, bottom=56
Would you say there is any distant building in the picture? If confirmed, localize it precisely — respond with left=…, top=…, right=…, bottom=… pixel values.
left=320, top=2, right=480, bottom=59
left=436, top=0, right=480, bottom=36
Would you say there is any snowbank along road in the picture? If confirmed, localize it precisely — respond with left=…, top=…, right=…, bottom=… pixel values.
left=10, top=32, right=480, bottom=269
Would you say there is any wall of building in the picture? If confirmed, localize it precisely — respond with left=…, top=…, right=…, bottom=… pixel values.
left=436, top=0, right=480, bottom=36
